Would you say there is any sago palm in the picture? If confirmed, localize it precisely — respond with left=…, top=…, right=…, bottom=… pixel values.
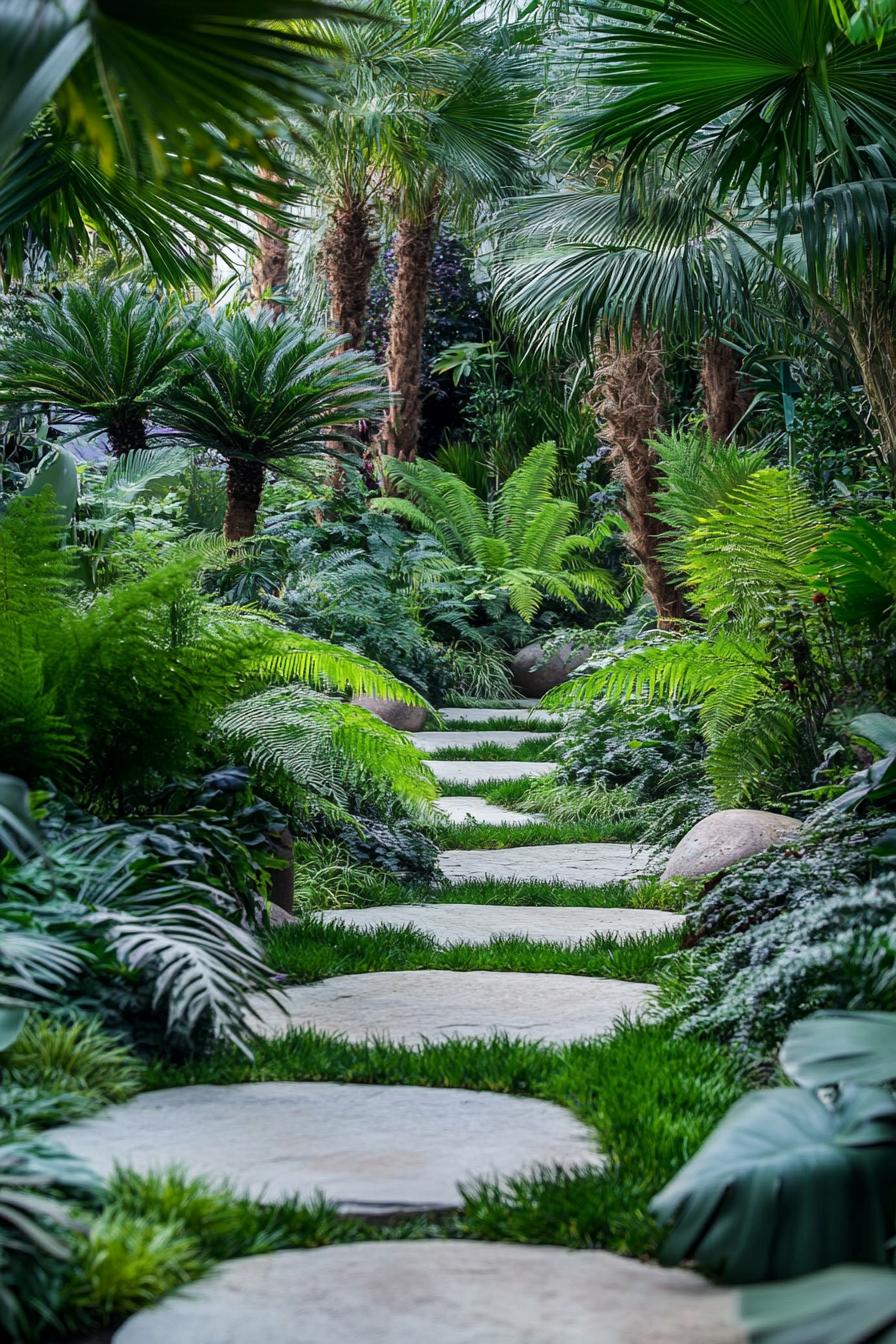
left=372, top=440, right=620, bottom=620
left=0, top=284, right=201, bottom=456
left=163, top=313, right=391, bottom=539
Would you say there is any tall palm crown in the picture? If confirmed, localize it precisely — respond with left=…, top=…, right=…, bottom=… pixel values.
left=163, top=313, right=390, bottom=540
left=1, top=2, right=347, bottom=287
left=0, top=285, right=201, bottom=456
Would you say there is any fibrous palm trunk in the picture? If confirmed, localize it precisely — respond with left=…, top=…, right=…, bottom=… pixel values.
left=107, top=415, right=148, bottom=458
left=223, top=457, right=265, bottom=541
left=375, top=197, right=440, bottom=463
left=596, top=326, right=687, bottom=626
left=322, top=194, right=379, bottom=348
left=846, top=283, right=896, bottom=489
left=701, top=336, right=746, bottom=443
left=250, top=170, right=289, bottom=316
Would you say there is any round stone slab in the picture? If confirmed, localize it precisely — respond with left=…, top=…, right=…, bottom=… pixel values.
left=433, top=795, right=545, bottom=825
left=43, top=1083, right=599, bottom=1218
left=248, top=971, right=652, bottom=1046
left=439, top=841, right=651, bottom=886
left=316, top=904, right=683, bottom=946
left=113, top=1242, right=743, bottom=1344
left=428, top=760, right=556, bottom=784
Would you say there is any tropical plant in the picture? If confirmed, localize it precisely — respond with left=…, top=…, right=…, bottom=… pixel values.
left=163, top=313, right=390, bottom=539
left=0, top=285, right=201, bottom=457
left=556, top=0, right=896, bottom=478
left=740, top=1264, right=896, bottom=1344
left=0, top=491, right=427, bottom=810
left=372, top=440, right=621, bottom=620
left=825, top=714, right=896, bottom=815
left=1, top=1, right=346, bottom=288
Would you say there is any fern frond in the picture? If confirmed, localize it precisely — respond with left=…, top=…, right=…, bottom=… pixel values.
left=496, top=441, right=559, bottom=551
left=805, top=514, right=896, bottom=625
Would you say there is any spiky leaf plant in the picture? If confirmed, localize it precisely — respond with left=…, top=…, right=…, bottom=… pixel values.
left=372, top=441, right=620, bottom=620
left=0, top=285, right=201, bottom=457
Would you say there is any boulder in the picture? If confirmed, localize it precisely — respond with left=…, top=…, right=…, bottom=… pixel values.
left=510, top=641, right=590, bottom=698
left=662, top=809, right=801, bottom=880
left=353, top=695, right=427, bottom=732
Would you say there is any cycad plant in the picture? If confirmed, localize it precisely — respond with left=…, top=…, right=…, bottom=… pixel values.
left=164, top=313, right=390, bottom=539
left=372, top=440, right=620, bottom=620
left=0, top=285, right=201, bottom=456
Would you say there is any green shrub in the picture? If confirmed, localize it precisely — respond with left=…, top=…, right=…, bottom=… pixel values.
left=3, top=1016, right=143, bottom=1106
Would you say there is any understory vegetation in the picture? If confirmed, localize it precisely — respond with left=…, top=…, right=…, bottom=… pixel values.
left=2, top=0, right=896, bottom=1340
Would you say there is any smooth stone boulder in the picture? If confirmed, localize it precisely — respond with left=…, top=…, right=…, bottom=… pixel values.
left=433, top=795, right=545, bottom=825
left=113, top=1241, right=743, bottom=1344
left=439, top=707, right=562, bottom=725
left=428, top=760, right=556, bottom=785
left=47, top=1084, right=598, bottom=1219
left=440, top=842, right=651, bottom=886
left=510, top=641, right=590, bottom=698
left=317, top=903, right=684, bottom=945
left=353, top=694, right=427, bottom=732
left=415, top=730, right=551, bottom=751
left=662, top=808, right=802, bottom=880
left=248, top=970, right=652, bottom=1046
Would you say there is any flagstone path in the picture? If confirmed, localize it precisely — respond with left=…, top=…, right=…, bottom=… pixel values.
left=53, top=698, right=732, bottom=1342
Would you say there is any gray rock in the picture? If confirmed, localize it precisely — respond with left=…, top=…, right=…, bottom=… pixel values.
left=353, top=695, right=427, bottom=732
left=316, top=904, right=684, bottom=946
left=439, top=841, right=651, bottom=886
left=510, top=641, right=590, bottom=698
left=662, top=808, right=802, bottom=880
left=247, top=970, right=652, bottom=1046
left=427, top=760, right=556, bottom=785
left=45, top=1083, right=599, bottom=1218
left=113, top=1241, right=743, bottom=1344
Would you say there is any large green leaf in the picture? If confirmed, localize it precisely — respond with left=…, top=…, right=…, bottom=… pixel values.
left=781, top=1011, right=896, bottom=1089
left=740, top=1264, right=896, bottom=1344
left=852, top=714, right=896, bottom=756
left=650, top=1084, right=896, bottom=1283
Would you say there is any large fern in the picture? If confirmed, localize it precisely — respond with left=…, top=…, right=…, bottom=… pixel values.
left=372, top=442, right=620, bottom=620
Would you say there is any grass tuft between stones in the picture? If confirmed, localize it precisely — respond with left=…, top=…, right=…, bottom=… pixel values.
left=264, top=918, right=678, bottom=984
left=433, top=817, right=643, bottom=848
left=424, top=739, right=558, bottom=762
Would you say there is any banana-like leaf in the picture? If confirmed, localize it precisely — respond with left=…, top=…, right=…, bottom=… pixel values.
left=651, top=1084, right=896, bottom=1283
left=19, top=447, right=79, bottom=524
left=781, top=1012, right=896, bottom=1089
left=852, top=713, right=896, bottom=755
left=740, top=1264, right=896, bottom=1344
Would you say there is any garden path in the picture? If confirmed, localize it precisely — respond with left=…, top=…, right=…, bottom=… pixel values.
left=59, top=701, right=736, bottom=1341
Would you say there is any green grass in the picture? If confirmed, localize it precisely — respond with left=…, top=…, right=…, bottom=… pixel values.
left=433, top=816, right=643, bottom=849
left=354, top=874, right=684, bottom=910
left=149, top=1019, right=748, bottom=1258
left=264, top=918, right=679, bottom=985
left=424, top=740, right=557, bottom=762
left=426, top=714, right=560, bottom=734
left=437, top=777, right=536, bottom=802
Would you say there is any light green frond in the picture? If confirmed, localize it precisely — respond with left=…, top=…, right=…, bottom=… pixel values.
left=515, top=499, right=578, bottom=570
left=496, top=441, right=559, bottom=551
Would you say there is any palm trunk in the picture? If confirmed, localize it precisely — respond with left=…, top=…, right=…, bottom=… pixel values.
left=846, top=282, right=896, bottom=489
left=322, top=194, right=379, bottom=348
left=701, top=336, right=746, bottom=442
left=250, top=170, right=289, bottom=316
left=107, top=415, right=148, bottom=458
left=375, top=197, right=440, bottom=464
left=596, top=326, right=687, bottom=626
left=223, top=457, right=265, bottom=541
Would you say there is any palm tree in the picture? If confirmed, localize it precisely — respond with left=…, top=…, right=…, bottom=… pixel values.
left=372, top=440, right=620, bottom=620
left=0, top=285, right=201, bottom=456
left=163, top=314, right=390, bottom=540
left=368, top=2, right=535, bottom=463
left=1, top=2, right=345, bottom=288
left=554, top=0, right=896, bottom=477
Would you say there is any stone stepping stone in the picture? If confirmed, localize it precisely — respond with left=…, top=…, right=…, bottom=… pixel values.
left=414, top=730, right=553, bottom=751
left=44, top=1083, right=599, bottom=1219
left=440, top=842, right=650, bottom=886
left=113, top=1241, right=742, bottom=1344
left=248, top=971, right=652, bottom=1046
left=433, top=795, right=545, bottom=825
left=428, top=760, right=556, bottom=785
left=439, top=706, right=561, bottom=724
left=316, top=904, right=683, bottom=944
